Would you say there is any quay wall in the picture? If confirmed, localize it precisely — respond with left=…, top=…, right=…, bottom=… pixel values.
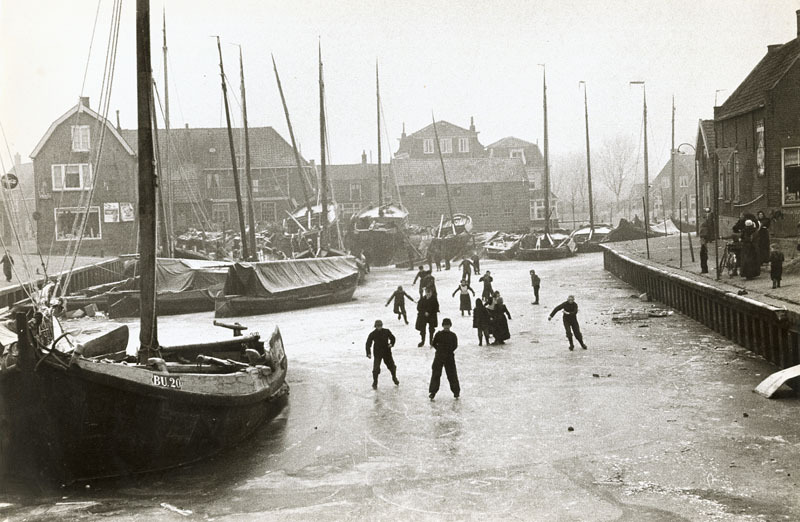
left=603, top=246, right=800, bottom=373
left=0, top=257, right=126, bottom=311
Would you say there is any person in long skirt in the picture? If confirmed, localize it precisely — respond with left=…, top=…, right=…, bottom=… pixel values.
left=490, top=292, right=512, bottom=344
left=756, top=210, right=771, bottom=265
left=739, top=219, right=761, bottom=279
left=415, top=287, right=439, bottom=347
left=386, top=285, right=415, bottom=324
left=452, top=280, right=476, bottom=316
left=472, top=298, right=491, bottom=346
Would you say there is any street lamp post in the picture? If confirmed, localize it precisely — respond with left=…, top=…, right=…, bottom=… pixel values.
left=677, top=143, right=697, bottom=230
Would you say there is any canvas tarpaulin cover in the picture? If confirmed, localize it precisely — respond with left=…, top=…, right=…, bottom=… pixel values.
left=223, top=256, right=358, bottom=297
left=119, top=258, right=230, bottom=293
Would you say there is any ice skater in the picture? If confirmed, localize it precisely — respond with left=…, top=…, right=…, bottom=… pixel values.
left=451, top=280, right=475, bottom=316
left=478, top=270, right=494, bottom=301
left=413, top=265, right=431, bottom=298
left=529, top=269, right=540, bottom=304
left=429, top=318, right=460, bottom=400
left=415, top=287, right=440, bottom=347
left=386, top=285, right=415, bottom=324
left=472, top=298, right=491, bottom=346
left=548, top=295, right=587, bottom=351
left=365, top=320, right=398, bottom=389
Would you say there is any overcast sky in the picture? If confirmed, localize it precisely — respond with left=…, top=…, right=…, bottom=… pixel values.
left=1, top=0, right=798, bottom=175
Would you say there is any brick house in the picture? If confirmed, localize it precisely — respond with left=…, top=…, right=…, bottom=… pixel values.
left=327, top=151, right=396, bottom=219
left=649, top=153, right=697, bottom=223
left=1, top=153, right=36, bottom=244
left=32, top=97, right=315, bottom=256
left=395, top=118, right=485, bottom=159
left=392, top=157, right=531, bottom=232
left=695, top=119, right=717, bottom=216
left=708, top=9, right=800, bottom=236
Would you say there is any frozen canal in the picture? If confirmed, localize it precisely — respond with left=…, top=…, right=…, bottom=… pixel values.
left=4, top=253, right=800, bottom=520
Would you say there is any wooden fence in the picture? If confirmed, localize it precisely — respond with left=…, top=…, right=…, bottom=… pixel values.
left=603, top=246, right=800, bottom=372
left=0, top=257, right=126, bottom=310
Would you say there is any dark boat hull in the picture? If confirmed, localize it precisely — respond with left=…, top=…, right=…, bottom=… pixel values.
left=0, top=329, right=288, bottom=487
left=515, top=247, right=575, bottom=261
left=107, top=288, right=221, bottom=318
left=351, top=229, right=407, bottom=267
left=215, top=274, right=358, bottom=318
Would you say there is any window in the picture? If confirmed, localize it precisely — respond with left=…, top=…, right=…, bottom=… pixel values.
left=349, top=182, right=362, bottom=202
left=341, top=202, right=360, bottom=217
left=679, top=176, right=688, bottom=188
left=733, top=152, right=740, bottom=201
left=782, top=147, right=800, bottom=204
left=533, top=200, right=545, bottom=220
left=479, top=208, right=490, bottom=218
left=212, top=203, right=230, bottom=224
left=55, top=207, right=101, bottom=241
left=503, top=207, right=514, bottom=218
left=423, top=138, right=434, bottom=154
left=51, top=164, right=92, bottom=191
left=718, top=159, right=727, bottom=200
left=252, top=179, right=259, bottom=193
left=458, top=137, right=469, bottom=153
left=510, top=149, right=525, bottom=162
left=439, top=138, right=452, bottom=154
left=71, top=125, right=90, bottom=152
left=423, top=186, right=437, bottom=198
left=258, top=201, right=276, bottom=223
left=703, top=181, right=711, bottom=208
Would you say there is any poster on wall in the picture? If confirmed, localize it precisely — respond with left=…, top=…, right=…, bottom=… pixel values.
left=756, top=120, right=765, bottom=177
left=103, top=202, right=120, bottom=223
left=120, top=202, right=135, bottom=222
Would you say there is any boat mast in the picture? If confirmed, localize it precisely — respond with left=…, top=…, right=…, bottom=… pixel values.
left=541, top=64, right=551, bottom=237
left=670, top=94, right=676, bottom=219
left=579, top=80, right=595, bottom=235
left=431, top=115, right=455, bottom=234
left=239, top=46, right=258, bottom=260
left=216, top=37, right=249, bottom=260
left=137, top=0, right=158, bottom=361
left=150, top=80, right=170, bottom=257
left=631, top=81, right=649, bottom=225
left=162, top=10, right=174, bottom=257
left=318, top=43, right=328, bottom=245
left=376, top=61, right=383, bottom=216
left=272, top=55, right=313, bottom=228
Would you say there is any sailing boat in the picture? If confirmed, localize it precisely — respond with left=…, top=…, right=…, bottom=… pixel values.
left=351, top=63, right=413, bottom=266
left=0, top=1, right=288, bottom=486
left=516, top=65, right=574, bottom=261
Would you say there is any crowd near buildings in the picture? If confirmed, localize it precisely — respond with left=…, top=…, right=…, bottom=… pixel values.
left=3, top=9, right=800, bottom=256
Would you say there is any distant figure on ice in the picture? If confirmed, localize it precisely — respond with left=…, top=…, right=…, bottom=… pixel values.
left=478, top=270, right=494, bottom=301
left=529, top=269, right=541, bottom=304
left=413, top=265, right=431, bottom=298
left=429, top=239, right=442, bottom=271
left=415, top=287, right=440, bottom=347
left=452, top=280, right=475, bottom=316
left=769, top=243, right=784, bottom=289
left=472, top=298, right=491, bottom=346
left=488, top=291, right=511, bottom=344
left=1, top=252, right=13, bottom=282
left=365, top=320, right=398, bottom=389
left=458, top=257, right=473, bottom=285
left=360, top=250, right=370, bottom=273
left=471, top=252, right=481, bottom=274
left=548, top=295, right=587, bottom=351
left=429, top=318, right=460, bottom=400
left=386, top=285, right=415, bottom=324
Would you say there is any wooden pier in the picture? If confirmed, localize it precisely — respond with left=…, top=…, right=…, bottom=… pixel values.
left=603, top=246, right=800, bottom=374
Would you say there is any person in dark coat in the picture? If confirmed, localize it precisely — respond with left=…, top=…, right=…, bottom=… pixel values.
left=413, top=265, right=431, bottom=298
left=478, top=270, right=494, bottom=301
left=428, top=318, right=460, bottom=400
left=1, top=253, right=13, bottom=282
left=365, top=320, right=398, bottom=389
left=429, top=239, right=442, bottom=271
left=548, top=295, right=587, bottom=350
left=769, top=243, right=785, bottom=289
left=421, top=272, right=437, bottom=296
left=471, top=252, right=481, bottom=275
left=415, top=288, right=440, bottom=347
left=698, top=208, right=714, bottom=274
left=458, top=257, right=473, bottom=285
left=489, top=292, right=511, bottom=344
left=452, top=280, right=476, bottom=316
left=386, top=285, right=415, bottom=324
left=737, top=218, right=760, bottom=279
left=472, top=298, right=491, bottom=346
left=756, top=210, right=771, bottom=265
left=529, top=269, right=541, bottom=304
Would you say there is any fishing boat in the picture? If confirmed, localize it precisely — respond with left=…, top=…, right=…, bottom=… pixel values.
left=484, top=233, right=523, bottom=260
left=569, top=224, right=612, bottom=253
left=214, top=256, right=360, bottom=318
left=515, top=232, right=576, bottom=261
left=0, top=3, right=288, bottom=486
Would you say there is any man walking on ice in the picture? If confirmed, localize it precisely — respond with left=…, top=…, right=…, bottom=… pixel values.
left=548, top=295, right=587, bottom=351
left=429, top=318, right=460, bottom=400
left=365, top=320, right=399, bottom=389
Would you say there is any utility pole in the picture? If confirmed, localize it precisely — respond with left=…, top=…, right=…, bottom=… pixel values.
left=671, top=95, right=676, bottom=219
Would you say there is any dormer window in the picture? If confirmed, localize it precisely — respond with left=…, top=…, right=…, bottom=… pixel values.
left=439, top=138, right=452, bottom=154
left=510, top=149, right=526, bottom=162
left=458, top=137, right=469, bottom=153
left=423, top=138, right=434, bottom=154
left=71, top=125, right=90, bottom=152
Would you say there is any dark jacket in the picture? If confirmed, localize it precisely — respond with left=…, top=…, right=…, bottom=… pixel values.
left=432, top=330, right=458, bottom=355
left=550, top=300, right=578, bottom=319
left=365, top=328, right=396, bottom=356
left=386, top=290, right=414, bottom=309
left=530, top=273, right=540, bottom=287
left=770, top=250, right=785, bottom=279
left=415, top=294, right=440, bottom=330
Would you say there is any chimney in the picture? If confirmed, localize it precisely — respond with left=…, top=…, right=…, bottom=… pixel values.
left=401, top=122, right=406, bottom=139
left=767, top=44, right=783, bottom=53
left=115, top=110, right=122, bottom=132
left=361, top=150, right=367, bottom=164
left=469, top=116, right=475, bottom=132
left=79, top=96, right=90, bottom=108
left=185, top=123, right=189, bottom=129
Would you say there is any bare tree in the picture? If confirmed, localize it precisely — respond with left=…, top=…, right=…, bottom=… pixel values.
left=551, top=152, right=587, bottom=227
left=598, top=134, right=637, bottom=223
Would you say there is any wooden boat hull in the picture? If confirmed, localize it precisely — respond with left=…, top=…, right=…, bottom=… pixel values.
left=0, top=327, right=288, bottom=486
left=351, top=229, right=407, bottom=267
left=515, top=247, right=575, bottom=261
left=107, top=287, right=222, bottom=318
left=215, top=274, right=358, bottom=318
